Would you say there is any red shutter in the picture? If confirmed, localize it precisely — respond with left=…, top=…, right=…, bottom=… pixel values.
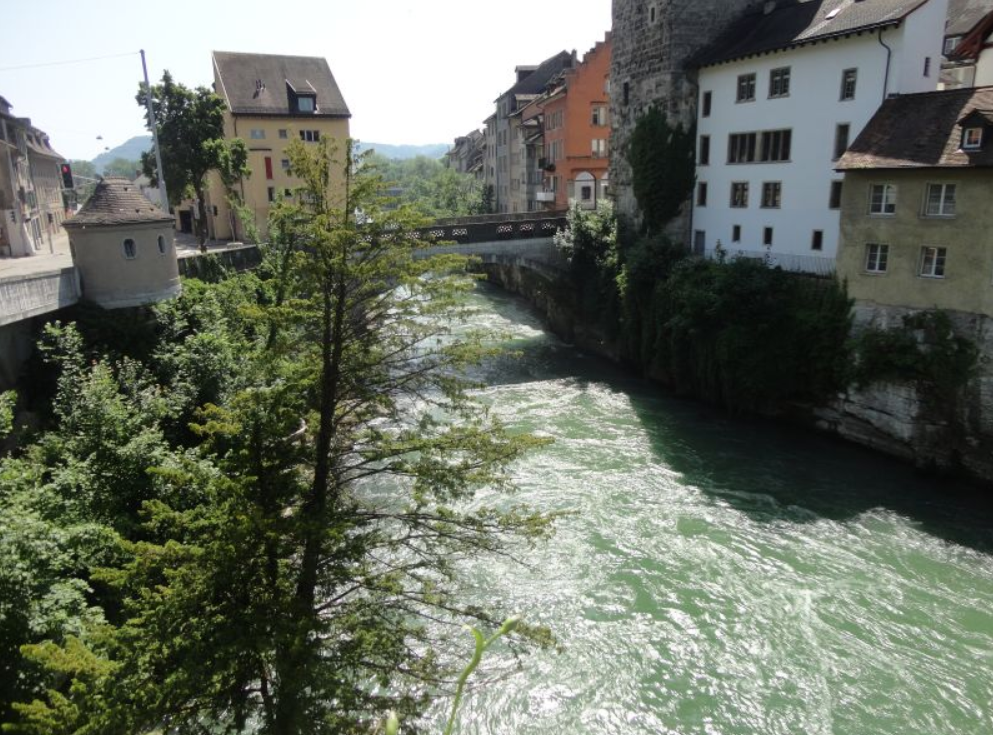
left=265, top=156, right=273, bottom=180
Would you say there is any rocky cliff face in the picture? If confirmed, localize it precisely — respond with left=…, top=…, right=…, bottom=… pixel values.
left=609, top=0, right=755, bottom=238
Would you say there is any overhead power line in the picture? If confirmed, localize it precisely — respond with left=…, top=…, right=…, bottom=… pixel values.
left=0, top=51, right=140, bottom=73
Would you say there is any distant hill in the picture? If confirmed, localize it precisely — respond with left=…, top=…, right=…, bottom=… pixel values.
left=356, top=142, right=449, bottom=160
left=90, top=136, right=447, bottom=171
left=92, top=135, right=152, bottom=173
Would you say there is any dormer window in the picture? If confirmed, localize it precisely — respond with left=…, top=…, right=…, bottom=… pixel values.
left=963, top=127, right=983, bottom=150
left=296, top=95, right=316, bottom=113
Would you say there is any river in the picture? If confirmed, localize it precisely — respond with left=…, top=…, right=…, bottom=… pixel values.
left=428, top=281, right=993, bottom=735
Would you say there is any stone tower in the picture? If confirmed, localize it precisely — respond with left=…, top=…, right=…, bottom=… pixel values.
left=609, top=0, right=756, bottom=237
left=63, top=177, right=181, bottom=309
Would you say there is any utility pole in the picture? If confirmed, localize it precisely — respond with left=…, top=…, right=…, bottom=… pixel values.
left=140, top=49, right=170, bottom=212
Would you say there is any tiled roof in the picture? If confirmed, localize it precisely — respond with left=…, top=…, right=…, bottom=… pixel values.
left=212, top=51, right=350, bottom=118
left=64, top=177, right=174, bottom=228
left=836, top=86, right=993, bottom=169
left=693, top=0, right=929, bottom=68
left=946, top=0, right=993, bottom=35
left=498, top=51, right=574, bottom=102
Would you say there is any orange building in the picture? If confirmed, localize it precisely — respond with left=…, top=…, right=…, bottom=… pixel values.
left=539, top=34, right=611, bottom=210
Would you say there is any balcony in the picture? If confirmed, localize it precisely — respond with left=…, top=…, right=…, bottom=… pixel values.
left=536, top=191, right=556, bottom=202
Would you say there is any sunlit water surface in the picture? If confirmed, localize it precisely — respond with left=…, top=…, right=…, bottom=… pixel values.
left=423, top=283, right=993, bottom=735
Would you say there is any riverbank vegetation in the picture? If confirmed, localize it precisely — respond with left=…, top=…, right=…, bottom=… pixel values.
left=0, top=140, right=551, bottom=734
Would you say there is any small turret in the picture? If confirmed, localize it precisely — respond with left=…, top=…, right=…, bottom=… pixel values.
left=63, top=177, right=180, bottom=309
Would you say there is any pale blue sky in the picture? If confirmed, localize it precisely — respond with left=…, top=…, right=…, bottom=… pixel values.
left=0, top=0, right=611, bottom=161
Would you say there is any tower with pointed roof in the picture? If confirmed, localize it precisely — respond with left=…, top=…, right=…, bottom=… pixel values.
left=63, top=177, right=180, bottom=309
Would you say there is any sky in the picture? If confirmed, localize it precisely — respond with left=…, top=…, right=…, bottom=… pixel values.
left=0, top=0, right=611, bottom=162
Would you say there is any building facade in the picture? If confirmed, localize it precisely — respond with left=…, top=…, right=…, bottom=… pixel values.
left=0, top=95, right=67, bottom=257
left=193, top=51, right=351, bottom=241
left=836, top=86, right=993, bottom=316
left=691, top=0, right=947, bottom=272
left=941, top=0, right=993, bottom=87
left=537, top=34, right=612, bottom=211
left=609, top=0, right=756, bottom=234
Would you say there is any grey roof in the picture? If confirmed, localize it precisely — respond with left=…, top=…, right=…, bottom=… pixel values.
left=836, top=86, right=993, bottom=169
left=212, top=51, right=350, bottom=118
left=693, top=0, right=929, bottom=68
left=496, top=51, right=574, bottom=102
left=946, top=0, right=993, bottom=35
left=64, top=177, right=174, bottom=228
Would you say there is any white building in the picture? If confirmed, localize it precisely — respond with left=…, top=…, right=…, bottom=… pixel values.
left=691, top=0, right=948, bottom=274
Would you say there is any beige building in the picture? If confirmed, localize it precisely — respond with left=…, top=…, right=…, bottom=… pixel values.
left=836, top=86, right=993, bottom=317
left=0, top=94, right=68, bottom=257
left=188, top=51, right=351, bottom=241
left=64, top=177, right=180, bottom=309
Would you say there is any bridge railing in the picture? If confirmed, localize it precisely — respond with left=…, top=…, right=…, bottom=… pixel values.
left=413, top=213, right=568, bottom=245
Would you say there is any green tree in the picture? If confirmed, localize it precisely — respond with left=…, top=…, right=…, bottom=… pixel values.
left=8, top=140, right=552, bottom=734
left=136, top=71, right=250, bottom=244
left=66, top=160, right=97, bottom=208
left=101, top=158, right=141, bottom=179
left=627, top=107, right=696, bottom=234
left=367, top=153, right=483, bottom=217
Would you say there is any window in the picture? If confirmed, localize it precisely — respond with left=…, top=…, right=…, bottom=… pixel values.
left=267, top=186, right=275, bottom=203
left=829, top=181, right=843, bottom=209
left=923, top=56, right=931, bottom=77
left=296, top=95, right=315, bottom=113
left=581, top=185, right=593, bottom=201
left=811, top=230, right=823, bottom=251
left=300, top=130, right=320, bottom=142
left=650, top=5, right=656, bottom=22
left=728, top=132, right=757, bottom=163
left=699, top=135, right=710, bottom=165
left=840, top=69, right=857, bottom=100
left=623, top=82, right=630, bottom=106
left=157, top=234, right=167, bottom=255
left=123, top=238, right=136, bottom=259
left=924, top=183, right=956, bottom=216
left=833, top=124, right=850, bottom=160
left=761, top=182, right=782, bottom=208
left=697, top=182, right=708, bottom=206
left=591, top=105, right=608, bottom=126
left=763, top=227, right=773, bottom=246
left=732, top=224, right=741, bottom=242
left=737, top=73, right=756, bottom=102
left=281, top=158, right=290, bottom=170
left=730, top=182, right=749, bottom=208
left=944, top=36, right=962, bottom=56
left=250, top=129, right=266, bottom=139
left=264, top=156, right=273, bottom=180
left=278, top=129, right=288, bottom=139
left=592, top=139, right=608, bottom=157
left=963, top=127, right=983, bottom=149
left=919, top=246, right=946, bottom=278
left=869, top=184, right=897, bottom=215
left=702, top=90, right=712, bottom=117
left=760, top=129, right=791, bottom=162
left=769, top=67, right=791, bottom=98
left=865, top=243, right=889, bottom=273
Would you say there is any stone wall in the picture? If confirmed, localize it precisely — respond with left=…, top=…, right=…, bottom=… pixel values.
left=609, top=0, right=755, bottom=238
left=813, top=302, right=993, bottom=481
left=178, top=244, right=262, bottom=279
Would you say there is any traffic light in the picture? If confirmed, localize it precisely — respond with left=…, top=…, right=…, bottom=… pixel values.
left=60, top=162, right=74, bottom=189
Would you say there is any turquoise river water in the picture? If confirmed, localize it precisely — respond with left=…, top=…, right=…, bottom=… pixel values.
left=427, top=282, right=993, bottom=735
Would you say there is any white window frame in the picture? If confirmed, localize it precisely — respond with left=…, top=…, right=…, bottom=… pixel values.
left=869, top=184, right=897, bottom=215
left=840, top=68, right=857, bottom=101
left=760, top=181, right=782, bottom=209
left=250, top=129, right=266, bottom=140
left=963, top=127, right=983, bottom=149
left=730, top=181, right=749, bottom=208
left=737, top=73, right=756, bottom=103
left=923, top=183, right=956, bottom=217
left=919, top=246, right=947, bottom=278
left=864, top=243, right=888, bottom=273
left=769, top=67, right=791, bottom=98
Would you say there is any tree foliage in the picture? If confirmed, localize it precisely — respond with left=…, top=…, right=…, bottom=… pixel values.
left=366, top=153, right=484, bottom=218
left=1, top=139, right=552, bottom=734
left=627, top=107, right=696, bottom=234
left=136, top=71, right=250, bottom=243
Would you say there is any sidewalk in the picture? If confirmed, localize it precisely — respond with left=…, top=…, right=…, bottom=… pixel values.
left=0, top=231, right=73, bottom=280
